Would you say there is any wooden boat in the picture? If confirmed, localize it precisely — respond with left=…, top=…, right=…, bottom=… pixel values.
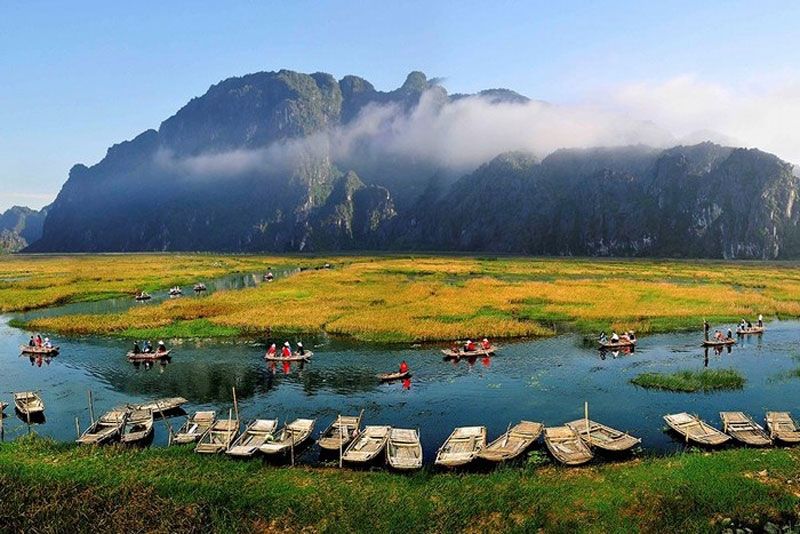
left=134, top=293, right=151, bottom=301
left=13, top=391, right=44, bottom=416
left=765, top=412, right=800, bottom=443
left=565, top=419, right=641, bottom=452
left=377, top=370, right=413, bottom=382
left=702, top=338, right=736, bottom=347
left=663, top=412, right=730, bottom=446
left=598, top=340, right=635, bottom=350
left=174, top=411, right=217, bottom=444
left=264, top=351, right=313, bottom=362
left=342, top=425, right=392, bottom=463
left=123, top=397, right=188, bottom=417
left=121, top=409, right=154, bottom=443
left=195, top=417, right=239, bottom=454
left=435, top=426, right=487, bottom=467
left=227, top=419, right=279, bottom=457
left=258, top=418, right=316, bottom=455
left=318, top=412, right=364, bottom=451
left=168, top=287, right=182, bottom=296
left=1, top=402, right=7, bottom=413
left=479, top=421, right=543, bottom=462
left=19, top=345, right=59, bottom=355
left=77, top=409, right=127, bottom=444
left=193, top=283, right=207, bottom=292
left=386, top=428, right=423, bottom=470
left=544, top=426, right=594, bottom=465
left=736, top=326, right=764, bottom=335
left=127, top=350, right=171, bottom=361
left=441, top=345, right=497, bottom=358
left=720, top=412, right=771, bottom=446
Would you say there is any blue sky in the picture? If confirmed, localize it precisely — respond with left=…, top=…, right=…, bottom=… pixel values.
left=2, top=1, right=799, bottom=211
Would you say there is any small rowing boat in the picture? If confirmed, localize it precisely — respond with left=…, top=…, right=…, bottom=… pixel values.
left=565, top=419, right=641, bottom=452
left=13, top=391, right=44, bottom=417
left=265, top=351, right=313, bottom=362
left=195, top=416, right=239, bottom=454
left=377, top=370, right=412, bottom=382
left=127, top=350, right=171, bottom=361
left=77, top=409, right=127, bottom=445
left=543, top=426, right=594, bottom=465
left=258, top=418, right=316, bottom=455
left=318, top=412, right=364, bottom=451
left=386, top=428, right=423, bottom=470
left=227, top=419, right=279, bottom=457
left=168, top=287, right=182, bottom=296
left=19, top=345, right=59, bottom=355
left=702, top=338, right=736, bottom=347
left=342, top=425, right=392, bottom=463
left=736, top=326, right=764, bottom=335
left=663, top=412, right=730, bottom=446
left=134, top=293, right=151, bottom=301
left=765, top=412, right=800, bottom=443
left=193, top=283, right=207, bottom=292
left=174, top=411, right=216, bottom=444
left=441, top=345, right=497, bottom=358
left=598, top=340, right=635, bottom=350
left=720, top=412, right=771, bottom=446
left=479, top=421, right=543, bottom=462
left=435, top=426, right=486, bottom=467
left=122, top=397, right=188, bottom=417
left=121, top=409, right=154, bottom=444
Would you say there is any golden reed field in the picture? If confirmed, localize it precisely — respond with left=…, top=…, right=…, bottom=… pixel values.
left=4, top=254, right=800, bottom=342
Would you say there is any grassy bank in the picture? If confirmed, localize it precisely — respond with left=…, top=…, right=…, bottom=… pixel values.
left=8, top=255, right=800, bottom=342
left=0, top=435, right=798, bottom=534
left=631, top=369, right=746, bottom=392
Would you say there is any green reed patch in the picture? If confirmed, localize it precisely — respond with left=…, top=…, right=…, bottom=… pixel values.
left=631, top=368, right=745, bottom=392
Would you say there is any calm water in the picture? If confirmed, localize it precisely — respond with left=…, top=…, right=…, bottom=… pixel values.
left=2, top=278, right=799, bottom=463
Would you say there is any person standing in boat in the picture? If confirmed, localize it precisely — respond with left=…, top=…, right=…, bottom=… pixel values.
left=703, top=319, right=710, bottom=341
left=758, top=314, right=763, bottom=327
left=281, top=342, right=292, bottom=358
left=132, top=341, right=141, bottom=354
left=266, top=343, right=277, bottom=357
left=726, top=328, right=733, bottom=340
left=297, top=342, right=306, bottom=356
left=399, top=360, right=409, bottom=374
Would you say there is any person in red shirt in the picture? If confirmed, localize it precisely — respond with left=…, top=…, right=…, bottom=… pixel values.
left=481, top=338, right=491, bottom=350
left=266, top=343, right=277, bottom=357
left=399, top=360, right=409, bottom=373
left=464, top=339, right=476, bottom=352
left=281, top=342, right=292, bottom=358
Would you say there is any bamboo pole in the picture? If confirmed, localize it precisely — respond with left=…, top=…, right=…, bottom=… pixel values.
left=585, top=401, right=592, bottom=447
left=75, top=416, right=80, bottom=439
left=501, top=421, right=512, bottom=448
left=232, top=387, right=239, bottom=424
left=88, top=390, right=95, bottom=425
left=289, top=420, right=295, bottom=467
left=159, top=409, right=174, bottom=445
left=338, top=414, right=343, bottom=468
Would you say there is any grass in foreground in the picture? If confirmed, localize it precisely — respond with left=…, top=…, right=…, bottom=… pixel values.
left=0, top=435, right=798, bottom=534
left=10, top=255, right=800, bottom=342
left=631, top=368, right=746, bottom=392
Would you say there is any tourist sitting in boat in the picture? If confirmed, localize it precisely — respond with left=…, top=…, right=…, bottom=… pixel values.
left=481, top=338, right=491, bottom=350
left=266, top=271, right=274, bottom=282
left=746, top=321, right=753, bottom=329
left=726, top=328, right=733, bottom=339
left=628, top=331, right=636, bottom=342
left=29, top=335, right=35, bottom=347
left=267, top=343, right=277, bottom=357
left=610, top=331, right=619, bottom=343
left=739, top=319, right=747, bottom=330
left=281, top=342, right=292, bottom=358
left=464, top=339, right=476, bottom=352
left=620, top=332, right=630, bottom=343
left=36, top=334, right=43, bottom=346
left=297, top=342, right=306, bottom=356
left=44, top=337, right=52, bottom=348
left=598, top=331, right=608, bottom=343
left=132, top=341, right=141, bottom=354
left=399, top=360, right=409, bottom=373
left=157, top=340, right=167, bottom=353
left=144, top=340, right=153, bottom=353
left=714, top=330, right=723, bottom=341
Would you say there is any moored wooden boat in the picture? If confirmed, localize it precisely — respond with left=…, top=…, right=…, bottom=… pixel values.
left=543, top=426, right=594, bottom=465
left=123, top=397, right=188, bottom=417
left=77, top=409, right=127, bottom=445
left=702, top=338, right=736, bottom=347
left=479, top=421, right=543, bottom=462
left=342, top=425, right=392, bottom=463
left=318, top=412, right=364, bottom=451
left=19, top=345, right=59, bottom=355
left=174, top=411, right=217, bottom=444
left=441, top=345, right=497, bottom=358
left=195, top=417, right=239, bottom=454
left=377, top=370, right=413, bottom=382
left=435, top=426, right=486, bottom=467
left=736, top=326, right=764, bottom=335
left=386, top=428, right=423, bottom=470
left=227, top=419, right=279, bottom=457
left=258, top=418, right=316, bottom=455
left=720, top=412, right=771, bottom=446
left=121, top=409, right=154, bottom=443
left=0, top=402, right=7, bottom=413
left=13, top=391, right=44, bottom=416
left=264, top=351, right=313, bottom=362
left=127, top=350, right=171, bottom=361
left=765, top=412, right=800, bottom=443
left=565, top=419, right=641, bottom=452
left=663, top=412, right=730, bottom=446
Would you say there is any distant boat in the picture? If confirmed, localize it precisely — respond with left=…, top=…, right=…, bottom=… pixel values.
left=168, top=287, right=182, bottom=296
left=377, top=370, right=412, bottom=382
left=19, top=345, right=59, bottom=356
left=134, top=292, right=151, bottom=301
left=265, top=351, right=312, bottom=362
left=598, top=339, right=635, bottom=350
left=13, top=391, right=44, bottom=417
left=702, top=338, right=736, bottom=347
left=193, top=283, right=207, bottom=292
left=736, top=326, right=764, bottom=335
left=441, top=345, right=497, bottom=358
left=127, top=349, right=171, bottom=361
